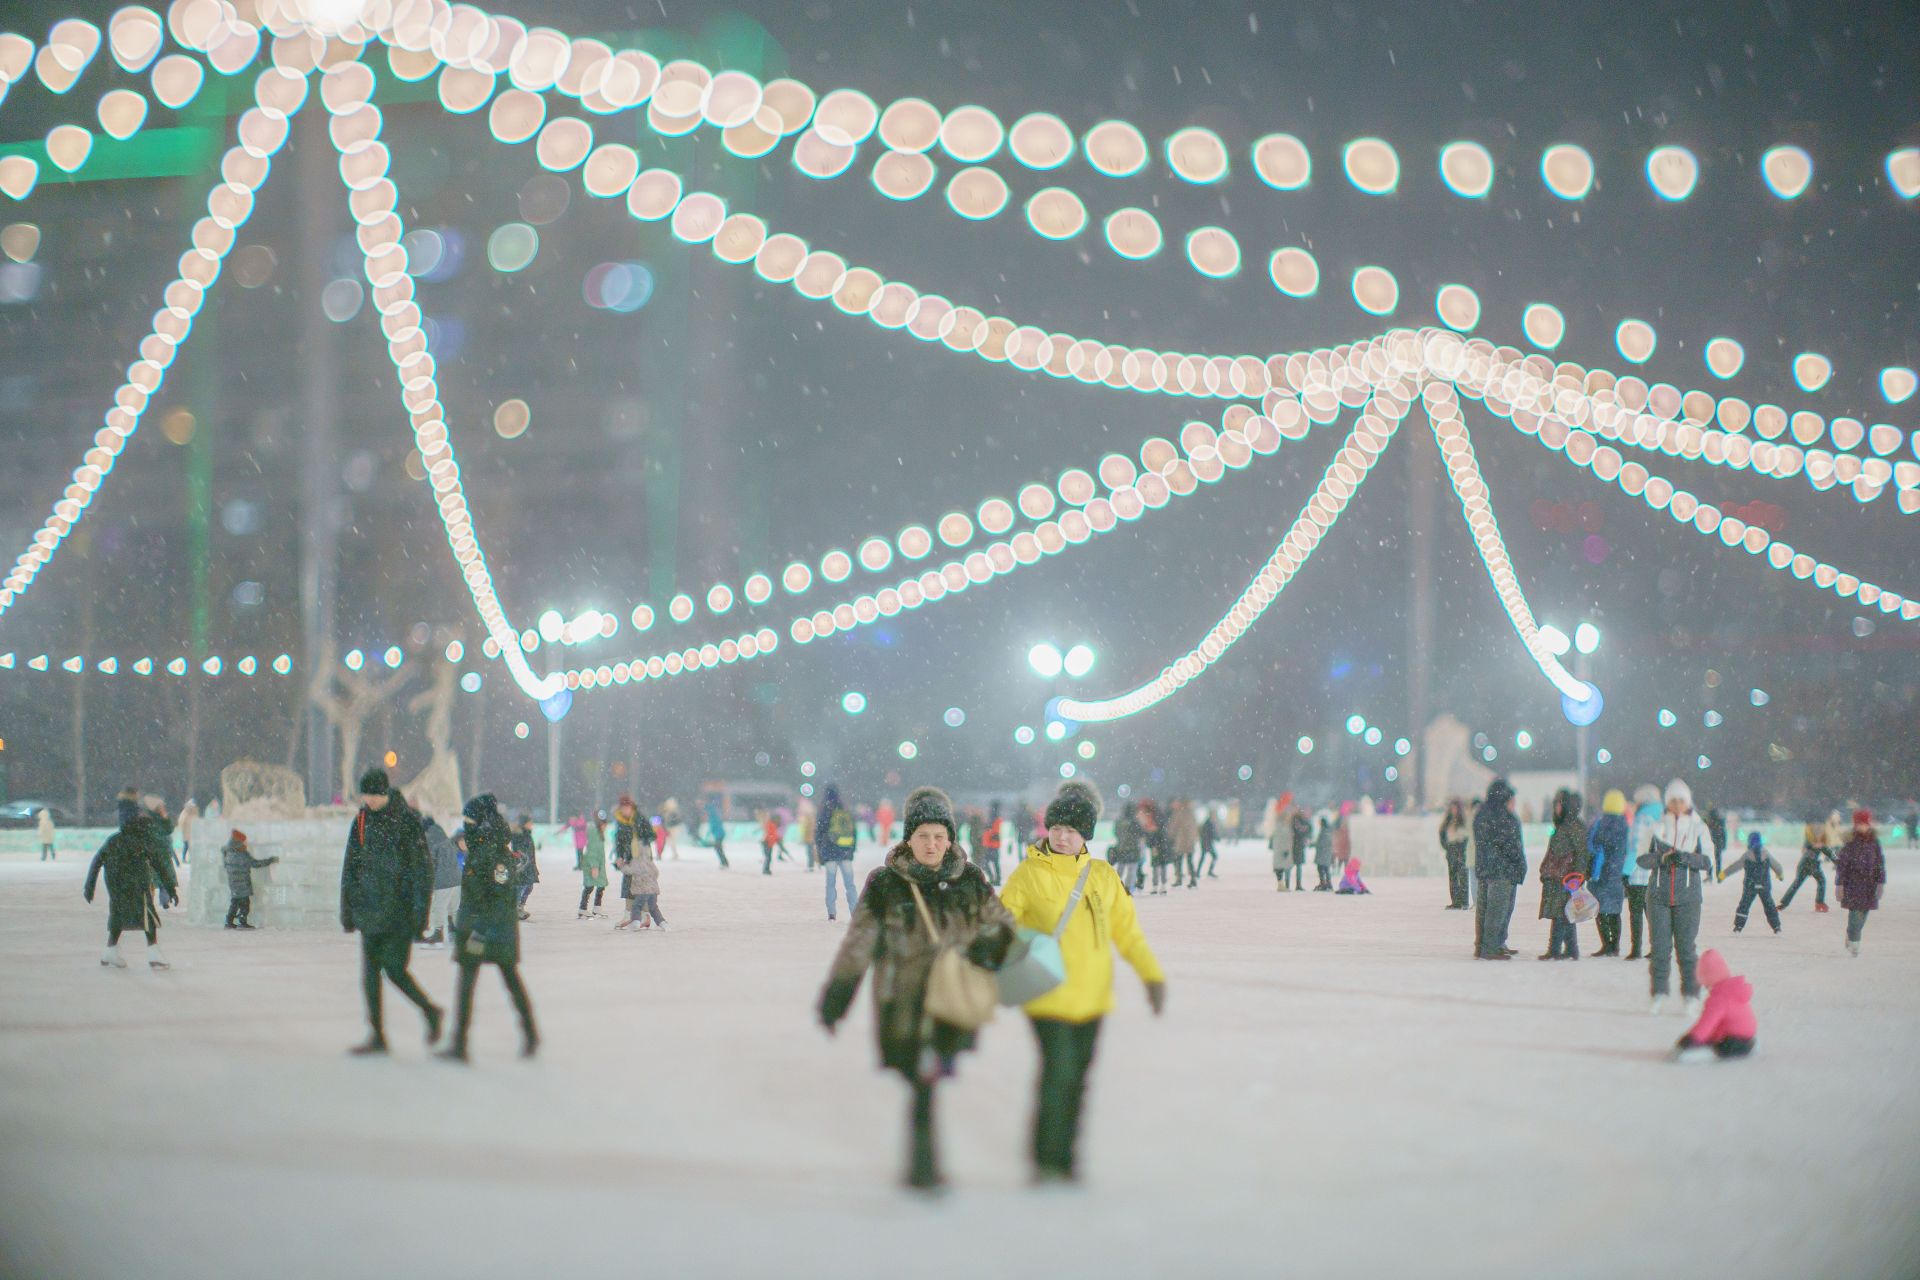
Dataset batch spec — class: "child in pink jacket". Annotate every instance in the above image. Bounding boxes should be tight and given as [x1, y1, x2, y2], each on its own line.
[1335, 855, 1370, 895]
[1671, 949, 1755, 1062]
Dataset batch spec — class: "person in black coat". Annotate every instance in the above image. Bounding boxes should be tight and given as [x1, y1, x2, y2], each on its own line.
[1472, 778, 1527, 960]
[85, 796, 179, 969]
[509, 814, 540, 919]
[438, 793, 539, 1062]
[339, 769, 441, 1055]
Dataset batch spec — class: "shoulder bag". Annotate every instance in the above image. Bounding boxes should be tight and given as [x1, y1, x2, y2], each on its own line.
[996, 860, 1093, 1006]
[907, 881, 1000, 1031]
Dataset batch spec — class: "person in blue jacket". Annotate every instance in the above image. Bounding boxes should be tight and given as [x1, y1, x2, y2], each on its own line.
[704, 795, 731, 869]
[1586, 790, 1632, 956]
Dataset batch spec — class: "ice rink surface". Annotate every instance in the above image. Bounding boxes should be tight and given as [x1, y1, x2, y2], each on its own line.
[2, 838, 1914, 1280]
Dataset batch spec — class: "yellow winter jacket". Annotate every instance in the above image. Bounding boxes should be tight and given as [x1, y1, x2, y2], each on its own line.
[999, 842, 1164, 1023]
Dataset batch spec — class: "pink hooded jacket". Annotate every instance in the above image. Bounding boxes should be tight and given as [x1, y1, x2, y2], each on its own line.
[1683, 949, 1756, 1043]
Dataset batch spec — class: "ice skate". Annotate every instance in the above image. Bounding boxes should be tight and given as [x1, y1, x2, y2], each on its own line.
[147, 945, 170, 971]
[1671, 1045, 1714, 1065]
[434, 1044, 469, 1064]
[101, 946, 126, 969]
[424, 1004, 443, 1047]
[656, 921, 670, 932]
[1815, 902, 1830, 913]
[577, 910, 591, 920]
[1847, 939, 1860, 957]
[1649, 996, 1667, 1014]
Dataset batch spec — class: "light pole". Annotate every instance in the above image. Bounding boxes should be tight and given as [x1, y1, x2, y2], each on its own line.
[1572, 623, 1602, 803]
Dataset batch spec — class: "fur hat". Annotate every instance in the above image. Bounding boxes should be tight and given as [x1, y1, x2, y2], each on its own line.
[357, 767, 390, 797]
[902, 786, 956, 842]
[1665, 778, 1693, 809]
[1045, 779, 1102, 841]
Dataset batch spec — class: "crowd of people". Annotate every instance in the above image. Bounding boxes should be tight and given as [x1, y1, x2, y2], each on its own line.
[62, 760, 1899, 1188]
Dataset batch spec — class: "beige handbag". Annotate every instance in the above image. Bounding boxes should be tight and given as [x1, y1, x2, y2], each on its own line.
[907, 881, 999, 1031]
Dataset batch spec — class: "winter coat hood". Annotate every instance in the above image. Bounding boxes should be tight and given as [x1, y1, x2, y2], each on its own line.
[1698, 948, 1735, 989]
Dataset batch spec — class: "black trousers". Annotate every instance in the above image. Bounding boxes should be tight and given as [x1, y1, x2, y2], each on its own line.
[1595, 913, 1621, 952]
[1734, 881, 1781, 932]
[447, 956, 537, 1053]
[711, 839, 729, 868]
[1445, 854, 1470, 908]
[226, 894, 251, 926]
[1030, 1017, 1102, 1176]
[1779, 865, 1825, 909]
[1625, 884, 1648, 954]
[360, 931, 435, 1040]
[578, 884, 605, 910]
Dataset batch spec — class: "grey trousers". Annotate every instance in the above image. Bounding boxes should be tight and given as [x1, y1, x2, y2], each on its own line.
[1846, 908, 1869, 943]
[1477, 878, 1516, 956]
[1646, 895, 1702, 996]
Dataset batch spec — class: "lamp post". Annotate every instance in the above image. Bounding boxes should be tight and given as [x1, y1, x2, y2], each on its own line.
[1573, 623, 1602, 803]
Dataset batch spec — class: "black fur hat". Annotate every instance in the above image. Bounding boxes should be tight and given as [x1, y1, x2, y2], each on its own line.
[357, 767, 391, 797]
[902, 786, 956, 842]
[1045, 779, 1102, 841]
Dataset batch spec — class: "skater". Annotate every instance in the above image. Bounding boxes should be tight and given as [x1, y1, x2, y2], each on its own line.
[1670, 949, 1756, 1063]
[175, 797, 197, 867]
[999, 781, 1165, 1185]
[704, 794, 731, 869]
[1639, 779, 1715, 1015]
[1268, 806, 1292, 892]
[797, 793, 818, 871]
[613, 797, 666, 930]
[84, 795, 179, 969]
[1142, 800, 1173, 894]
[1335, 854, 1370, 895]
[577, 810, 609, 917]
[817, 784, 859, 921]
[1538, 789, 1586, 960]
[1585, 790, 1631, 956]
[979, 801, 1005, 885]
[1473, 778, 1526, 960]
[1438, 799, 1470, 909]
[758, 808, 792, 875]
[1195, 807, 1220, 880]
[1720, 832, 1784, 934]
[817, 788, 1014, 1191]
[438, 793, 539, 1062]
[872, 796, 896, 849]
[37, 805, 55, 861]
[1312, 812, 1335, 891]
[1834, 810, 1885, 957]
[1169, 797, 1199, 889]
[1704, 804, 1729, 879]
[221, 829, 277, 929]
[1108, 800, 1143, 892]
[339, 770, 441, 1055]
[1778, 818, 1835, 912]
[1624, 784, 1662, 960]
[508, 815, 540, 918]
[422, 814, 461, 947]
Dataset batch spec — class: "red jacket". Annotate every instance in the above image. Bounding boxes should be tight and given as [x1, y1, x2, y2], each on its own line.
[1683, 950, 1756, 1044]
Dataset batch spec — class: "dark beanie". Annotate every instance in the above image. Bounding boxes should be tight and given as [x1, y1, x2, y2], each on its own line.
[1045, 780, 1102, 841]
[902, 787, 956, 842]
[357, 767, 390, 797]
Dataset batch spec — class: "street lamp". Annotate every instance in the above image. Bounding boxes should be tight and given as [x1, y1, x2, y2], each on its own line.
[1027, 643, 1064, 678]
[1063, 644, 1096, 678]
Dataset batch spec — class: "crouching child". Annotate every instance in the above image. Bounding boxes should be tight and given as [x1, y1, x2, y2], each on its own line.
[1671, 949, 1755, 1063]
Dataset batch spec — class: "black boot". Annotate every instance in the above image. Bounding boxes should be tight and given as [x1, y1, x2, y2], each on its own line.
[348, 1034, 388, 1056]
[905, 1082, 942, 1192]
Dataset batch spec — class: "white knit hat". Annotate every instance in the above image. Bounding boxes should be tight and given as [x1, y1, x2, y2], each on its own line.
[1664, 779, 1693, 808]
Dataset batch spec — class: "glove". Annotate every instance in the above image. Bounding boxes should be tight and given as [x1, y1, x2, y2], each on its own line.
[1145, 981, 1167, 1016]
[818, 977, 857, 1032]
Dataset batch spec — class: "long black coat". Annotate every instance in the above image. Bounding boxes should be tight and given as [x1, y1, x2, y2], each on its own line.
[1472, 792, 1527, 884]
[339, 802, 432, 937]
[454, 819, 522, 965]
[818, 846, 1015, 1078]
[85, 813, 178, 933]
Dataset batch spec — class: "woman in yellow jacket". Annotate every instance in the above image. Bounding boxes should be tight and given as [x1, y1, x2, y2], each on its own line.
[999, 780, 1165, 1183]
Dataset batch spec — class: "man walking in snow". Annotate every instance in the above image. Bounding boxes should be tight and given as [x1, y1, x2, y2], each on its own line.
[339, 769, 441, 1055]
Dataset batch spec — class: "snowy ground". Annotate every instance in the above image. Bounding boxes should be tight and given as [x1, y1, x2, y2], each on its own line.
[1, 838, 1915, 1280]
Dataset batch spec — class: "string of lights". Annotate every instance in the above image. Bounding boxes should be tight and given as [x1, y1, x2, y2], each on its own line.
[0, 64, 305, 624]
[0, 651, 294, 676]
